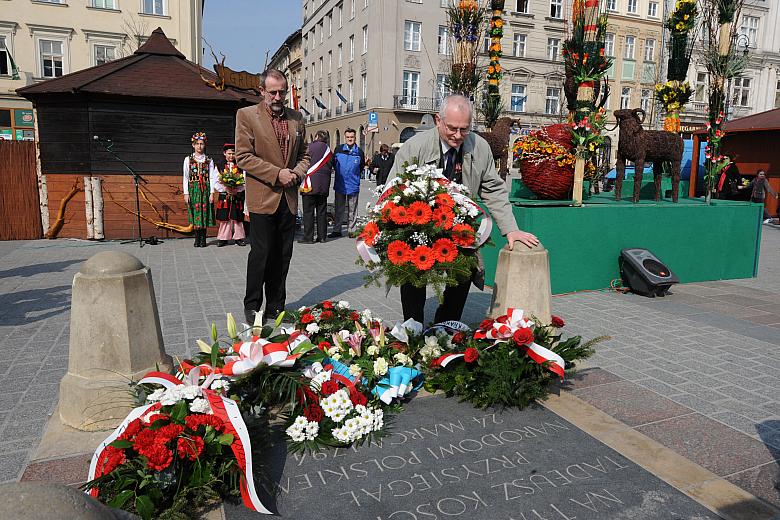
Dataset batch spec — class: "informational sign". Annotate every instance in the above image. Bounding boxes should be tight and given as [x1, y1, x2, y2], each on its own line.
[368, 111, 378, 129]
[15, 129, 34, 141]
[0, 129, 13, 140]
[14, 109, 35, 127]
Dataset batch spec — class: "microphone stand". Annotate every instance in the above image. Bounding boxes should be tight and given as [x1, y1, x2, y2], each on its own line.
[95, 138, 160, 247]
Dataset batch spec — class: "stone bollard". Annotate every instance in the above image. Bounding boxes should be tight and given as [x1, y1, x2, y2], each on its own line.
[488, 244, 553, 323]
[0, 482, 137, 519]
[59, 251, 172, 431]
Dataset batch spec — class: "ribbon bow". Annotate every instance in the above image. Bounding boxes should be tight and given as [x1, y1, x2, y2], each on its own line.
[222, 331, 313, 376]
[372, 366, 424, 404]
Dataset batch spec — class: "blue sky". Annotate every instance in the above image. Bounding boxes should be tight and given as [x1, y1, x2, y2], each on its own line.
[203, 0, 301, 73]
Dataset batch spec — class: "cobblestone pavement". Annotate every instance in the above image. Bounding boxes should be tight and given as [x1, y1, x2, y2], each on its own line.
[1, 192, 778, 507]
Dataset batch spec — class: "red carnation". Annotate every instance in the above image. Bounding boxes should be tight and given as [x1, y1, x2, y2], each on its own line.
[350, 390, 368, 406]
[143, 412, 169, 426]
[301, 313, 315, 324]
[322, 301, 334, 309]
[320, 381, 340, 396]
[551, 315, 565, 328]
[320, 310, 335, 321]
[451, 332, 466, 344]
[101, 446, 126, 474]
[318, 340, 331, 351]
[513, 327, 534, 346]
[479, 318, 494, 331]
[297, 386, 320, 405]
[184, 414, 224, 432]
[464, 347, 479, 363]
[144, 444, 173, 471]
[120, 418, 143, 440]
[177, 435, 205, 461]
[303, 403, 324, 422]
[350, 311, 361, 322]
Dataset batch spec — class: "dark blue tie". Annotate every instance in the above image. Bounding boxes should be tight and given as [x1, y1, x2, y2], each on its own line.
[444, 148, 456, 179]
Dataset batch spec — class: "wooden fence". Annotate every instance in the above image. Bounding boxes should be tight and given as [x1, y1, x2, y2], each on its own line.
[0, 141, 43, 240]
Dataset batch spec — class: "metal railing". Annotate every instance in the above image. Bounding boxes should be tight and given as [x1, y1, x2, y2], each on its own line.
[346, 102, 354, 112]
[393, 95, 441, 112]
[359, 98, 367, 109]
[335, 106, 342, 115]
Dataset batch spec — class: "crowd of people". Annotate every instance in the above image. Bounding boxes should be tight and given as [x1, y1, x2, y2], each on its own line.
[183, 68, 536, 327]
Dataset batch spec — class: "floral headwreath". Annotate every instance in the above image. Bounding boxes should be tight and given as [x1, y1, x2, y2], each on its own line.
[191, 131, 207, 143]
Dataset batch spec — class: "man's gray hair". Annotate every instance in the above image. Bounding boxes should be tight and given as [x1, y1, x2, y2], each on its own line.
[438, 94, 473, 121]
[260, 68, 288, 88]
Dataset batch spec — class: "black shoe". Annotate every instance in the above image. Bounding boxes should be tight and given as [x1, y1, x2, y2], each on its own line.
[235, 239, 247, 246]
[298, 238, 315, 244]
[201, 231, 208, 247]
[244, 308, 256, 325]
[217, 240, 227, 247]
[316, 237, 327, 243]
[327, 232, 342, 238]
[194, 236, 200, 247]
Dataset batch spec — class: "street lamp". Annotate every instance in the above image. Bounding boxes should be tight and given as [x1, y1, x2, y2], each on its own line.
[724, 33, 751, 121]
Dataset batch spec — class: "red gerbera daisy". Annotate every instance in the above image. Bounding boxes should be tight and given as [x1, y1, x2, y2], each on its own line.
[435, 193, 456, 208]
[380, 202, 397, 223]
[432, 238, 458, 263]
[391, 205, 412, 225]
[360, 221, 380, 246]
[387, 240, 412, 265]
[407, 201, 433, 225]
[411, 246, 436, 271]
[451, 224, 476, 247]
[431, 206, 455, 230]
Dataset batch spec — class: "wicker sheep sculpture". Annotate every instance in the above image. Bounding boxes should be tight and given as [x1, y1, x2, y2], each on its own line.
[614, 108, 684, 203]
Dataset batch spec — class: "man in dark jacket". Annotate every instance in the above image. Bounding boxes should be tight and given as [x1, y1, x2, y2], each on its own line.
[300, 130, 333, 243]
[371, 144, 394, 186]
[329, 128, 364, 237]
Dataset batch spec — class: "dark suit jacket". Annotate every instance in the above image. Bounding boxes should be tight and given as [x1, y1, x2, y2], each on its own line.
[235, 104, 309, 215]
[371, 152, 394, 185]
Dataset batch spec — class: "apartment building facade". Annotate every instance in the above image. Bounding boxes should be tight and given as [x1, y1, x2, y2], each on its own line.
[0, 0, 204, 140]
[268, 29, 303, 112]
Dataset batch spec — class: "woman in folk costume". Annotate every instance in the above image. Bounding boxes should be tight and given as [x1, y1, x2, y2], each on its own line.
[213, 143, 247, 247]
[183, 131, 217, 247]
[299, 130, 334, 243]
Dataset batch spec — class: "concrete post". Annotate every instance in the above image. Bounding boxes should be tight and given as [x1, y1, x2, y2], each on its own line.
[488, 244, 553, 324]
[59, 251, 172, 431]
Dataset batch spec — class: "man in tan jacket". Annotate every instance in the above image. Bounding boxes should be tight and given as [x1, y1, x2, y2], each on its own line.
[389, 94, 539, 324]
[236, 69, 309, 325]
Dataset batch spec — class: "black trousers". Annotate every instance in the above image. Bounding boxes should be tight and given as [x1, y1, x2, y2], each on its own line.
[301, 193, 328, 241]
[244, 197, 295, 318]
[400, 277, 472, 325]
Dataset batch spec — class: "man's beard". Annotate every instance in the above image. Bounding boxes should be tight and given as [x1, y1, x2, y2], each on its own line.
[270, 103, 284, 113]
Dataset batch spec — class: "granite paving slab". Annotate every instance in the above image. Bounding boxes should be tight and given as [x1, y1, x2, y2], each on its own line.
[224, 395, 721, 520]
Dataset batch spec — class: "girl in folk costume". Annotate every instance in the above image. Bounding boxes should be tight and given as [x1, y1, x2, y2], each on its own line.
[213, 143, 247, 247]
[183, 131, 217, 247]
[299, 130, 334, 243]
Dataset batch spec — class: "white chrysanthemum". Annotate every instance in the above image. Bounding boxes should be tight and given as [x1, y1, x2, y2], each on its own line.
[146, 388, 165, 402]
[306, 323, 320, 334]
[304, 421, 319, 440]
[424, 335, 439, 348]
[393, 352, 410, 366]
[159, 388, 182, 406]
[337, 300, 350, 309]
[374, 357, 389, 376]
[419, 343, 442, 363]
[210, 379, 230, 392]
[366, 344, 379, 356]
[189, 397, 210, 414]
[180, 385, 201, 400]
[348, 364, 361, 377]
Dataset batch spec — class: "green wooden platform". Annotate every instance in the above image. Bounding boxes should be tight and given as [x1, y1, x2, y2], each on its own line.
[481, 180, 762, 294]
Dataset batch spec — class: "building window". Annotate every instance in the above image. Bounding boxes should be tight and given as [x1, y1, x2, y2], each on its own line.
[435, 74, 451, 102]
[549, 0, 562, 18]
[545, 87, 560, 114]
[648, 1, 659, 17]
[606, 0, 616, 12]
[775, 80, 780, 108]
[624, 35, 635, 60]
[404, 21, 421, 51]
[94, 44, 116, 66]
[694, 72, 708, 102]
[318, 57, 323, 77]
[320, 21, 324, 44]
[364, 0, 368, 8]
[39, 39, 64, 78]
[328, 50, 332, 72]
[483, 34, 491, 53]
[511, 84, 526, 112]
[362, 25, 368, 54]
[644, 39, 655, 62]
[37, 0, 65, 3]
[0, 36, 10, 76]
[732, 77, 751, 107]
[92, 0, 116, 8]
[547, 38, 560, 61]
[402, 70, 420, 106]
[338, 43, 343, 67]
[512, 33, 526, 57]
[620, 87, 631, 109]
[627, 0, 638, 14]
[438, 26, 450, 55]
[348, 79, 354, 102]
[328, 14, 333, 36]
[605, 33, 615, 57]
[640, 88, 651, 111]
[350, 0, 355, 19]
[440, 0, 449, 6]
[740, 16, 759, 47]
[338, 4, 343, 27]
[361, 72, 367, 100]
[516, 0, 529, 13]
[349, 35, 354, 61]
[142, 0, 165, 16]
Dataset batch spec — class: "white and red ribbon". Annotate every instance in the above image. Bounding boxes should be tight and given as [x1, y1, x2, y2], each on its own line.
[222, 330, 310, 375]
[300, 146, 332, 193]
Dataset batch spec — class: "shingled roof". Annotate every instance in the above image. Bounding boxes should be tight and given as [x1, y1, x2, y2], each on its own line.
[694, 107, 780, 134]
[18, 28, 259, 104]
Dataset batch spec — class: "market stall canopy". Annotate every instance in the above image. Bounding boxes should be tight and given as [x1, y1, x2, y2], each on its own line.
[693, 107, 780, 135]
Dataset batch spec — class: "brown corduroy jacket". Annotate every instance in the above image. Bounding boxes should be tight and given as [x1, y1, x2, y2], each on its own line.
[235, 104, 309, 215]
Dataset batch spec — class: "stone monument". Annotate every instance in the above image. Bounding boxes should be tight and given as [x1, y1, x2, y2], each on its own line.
[488, 244, 552, 323]
[58, 251, 172, 431]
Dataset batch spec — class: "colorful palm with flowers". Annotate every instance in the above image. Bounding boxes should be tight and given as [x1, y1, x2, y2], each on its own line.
[357, 162, 490, 299]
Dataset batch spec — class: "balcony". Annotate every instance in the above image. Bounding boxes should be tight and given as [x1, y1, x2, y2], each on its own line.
[326, 109, 332, 117]
[346, 102, 354, 112]
[393, 95, 441, 112]
[359, 98, 367, 109]
[335, 106, 343, 115]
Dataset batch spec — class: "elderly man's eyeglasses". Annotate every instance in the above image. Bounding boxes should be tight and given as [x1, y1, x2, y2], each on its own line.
[265, 89, 288, 98]
[443, 122, 471, 135]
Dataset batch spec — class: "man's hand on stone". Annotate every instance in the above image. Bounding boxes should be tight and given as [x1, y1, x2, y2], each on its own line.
[278, 168, 298, 188]
[506, 230, 540, 250]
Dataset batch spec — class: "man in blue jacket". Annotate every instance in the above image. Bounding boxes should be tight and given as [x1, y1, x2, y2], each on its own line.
[329, 127, 364, 237]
